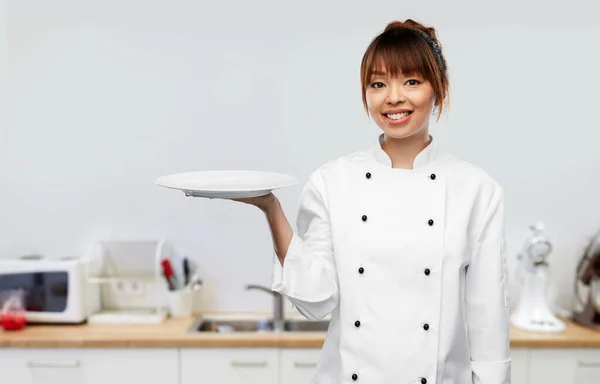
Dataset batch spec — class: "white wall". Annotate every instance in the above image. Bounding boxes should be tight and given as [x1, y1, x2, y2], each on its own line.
[2, 0, 600, 314]
[0, 0, 7, 199]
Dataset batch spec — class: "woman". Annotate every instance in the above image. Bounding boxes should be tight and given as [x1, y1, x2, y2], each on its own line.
[234, 19, 511, 384]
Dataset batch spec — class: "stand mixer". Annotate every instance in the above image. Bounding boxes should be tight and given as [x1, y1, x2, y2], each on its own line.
[510, 221, 566, 333]
[572, 227, 600, 331]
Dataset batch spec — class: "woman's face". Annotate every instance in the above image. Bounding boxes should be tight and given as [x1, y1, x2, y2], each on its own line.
[365, 67, 437, 140]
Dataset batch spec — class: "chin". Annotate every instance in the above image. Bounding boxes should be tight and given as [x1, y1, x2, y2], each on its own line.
[379, 125, 420, 140]
[376, 118, 427, 140]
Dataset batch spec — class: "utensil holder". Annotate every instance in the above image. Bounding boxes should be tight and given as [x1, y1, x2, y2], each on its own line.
[168, 289, 194, 317]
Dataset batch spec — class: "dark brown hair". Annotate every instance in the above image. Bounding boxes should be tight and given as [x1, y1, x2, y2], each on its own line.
[360, 19, 450, 122]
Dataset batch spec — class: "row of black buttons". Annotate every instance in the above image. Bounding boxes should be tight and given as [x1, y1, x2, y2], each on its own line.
[361, 215, 435, 225]
[351, 374, 428, 383]
[351, 319, 428, 330]
[357, 266, 430, 276]
[365, 172, 437, 180]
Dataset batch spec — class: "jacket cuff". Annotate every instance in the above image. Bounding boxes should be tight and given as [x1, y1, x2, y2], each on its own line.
[471, 358, 511, 384]
[271, 233, 335, 303]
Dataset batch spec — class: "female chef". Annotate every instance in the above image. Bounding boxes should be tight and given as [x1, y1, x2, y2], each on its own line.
[233, 19, 511, 384]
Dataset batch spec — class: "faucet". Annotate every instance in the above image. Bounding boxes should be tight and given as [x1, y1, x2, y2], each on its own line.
[246, 284, 284, 332]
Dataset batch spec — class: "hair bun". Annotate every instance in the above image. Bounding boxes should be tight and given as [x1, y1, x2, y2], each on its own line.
[384, 19, 438, 42]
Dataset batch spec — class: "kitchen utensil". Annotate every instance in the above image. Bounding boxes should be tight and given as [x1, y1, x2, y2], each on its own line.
[510, 221, 566, 333]
[573, 227, 600, 331]
[160, 259, 179, 291]
[182, 257, 190, 286]
[154, 170, 298, 199]
[187, 274, 203, 291]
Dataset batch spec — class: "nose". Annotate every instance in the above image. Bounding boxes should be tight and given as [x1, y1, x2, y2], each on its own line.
[386, 83, 405, 105]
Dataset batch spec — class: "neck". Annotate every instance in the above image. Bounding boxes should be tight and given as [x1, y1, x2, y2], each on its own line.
[381, 130, 431, 169]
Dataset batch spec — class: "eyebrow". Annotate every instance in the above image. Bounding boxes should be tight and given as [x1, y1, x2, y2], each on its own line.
[370, 71, 419, 79]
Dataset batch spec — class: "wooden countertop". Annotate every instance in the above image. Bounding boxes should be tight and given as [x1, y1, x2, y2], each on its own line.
[1, 313, 600, 349]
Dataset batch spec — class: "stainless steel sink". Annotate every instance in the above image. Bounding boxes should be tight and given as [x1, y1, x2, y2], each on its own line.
[187, 317, 330, 333]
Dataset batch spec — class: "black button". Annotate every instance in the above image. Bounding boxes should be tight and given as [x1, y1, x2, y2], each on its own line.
[424, 268, 430, 276]
[355, 320, 361, 327]
[421, 378, 427, 384]
[358, 267, 364, 274]
[366, 172, 371, 179]
[362, 215, 368, 222]
[352, 373, 358, 381]
[428, 219, 434, 226]
[423, 323, 429, 330]
[430, 173, 436, 180]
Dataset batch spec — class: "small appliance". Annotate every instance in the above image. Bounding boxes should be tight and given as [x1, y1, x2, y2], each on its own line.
[572, 227, 600, 331]
[510, 221, 566, 333]
[0, 255, 100, 323]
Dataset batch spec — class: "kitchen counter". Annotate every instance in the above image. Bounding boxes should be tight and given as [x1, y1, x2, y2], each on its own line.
[1, 313, 600, 349]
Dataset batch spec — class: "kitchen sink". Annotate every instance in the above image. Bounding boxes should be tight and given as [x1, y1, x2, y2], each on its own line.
[187, 317, 330, 333]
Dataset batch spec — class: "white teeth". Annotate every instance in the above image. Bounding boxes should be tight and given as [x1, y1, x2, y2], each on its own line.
[386, 112, 410, 120]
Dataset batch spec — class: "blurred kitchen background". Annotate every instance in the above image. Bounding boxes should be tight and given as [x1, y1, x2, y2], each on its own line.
[1, 0, 599, 318]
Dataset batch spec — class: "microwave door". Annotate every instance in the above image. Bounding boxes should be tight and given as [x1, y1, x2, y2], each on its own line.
[0, 272, 68, 313]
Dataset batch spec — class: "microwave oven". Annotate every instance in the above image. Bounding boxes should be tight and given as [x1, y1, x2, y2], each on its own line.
[0, 256, 100, 323]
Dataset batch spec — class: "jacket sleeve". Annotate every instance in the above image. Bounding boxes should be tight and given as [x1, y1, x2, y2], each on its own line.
[466, 185, 512, 384]
[271, 170, 340, 320]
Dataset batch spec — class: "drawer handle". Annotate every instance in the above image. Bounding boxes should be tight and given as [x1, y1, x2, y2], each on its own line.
[27, 360, 81, 368]
[230, 361, 268, 367]
[294, 361, 318, 368]
[577, 361, 600, 368]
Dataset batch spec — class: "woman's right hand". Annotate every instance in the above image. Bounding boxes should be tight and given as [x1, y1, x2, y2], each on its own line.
[230, 192, 278, 213]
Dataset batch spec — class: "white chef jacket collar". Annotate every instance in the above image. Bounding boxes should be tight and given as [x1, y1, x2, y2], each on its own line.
[372, 133, 439, 169]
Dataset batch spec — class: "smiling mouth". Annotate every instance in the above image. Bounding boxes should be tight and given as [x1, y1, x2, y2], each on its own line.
[383, 111, 413, 120]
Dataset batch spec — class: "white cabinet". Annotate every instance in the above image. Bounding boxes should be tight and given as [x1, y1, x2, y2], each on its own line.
[511, 348, 529, 384]
[180, 348, 279, 384]
[0, 349, 178, 384]
[280, 349, 322, 384]
[529, 349, 600, 384]
[2, 346, 600, 384]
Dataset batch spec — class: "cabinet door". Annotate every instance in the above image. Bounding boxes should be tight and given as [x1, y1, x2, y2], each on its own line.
[510, 348, 529, 384]
[0, 350, 81, 384]
[529, 348, 600, 384]
[181, 348, 279, 384]
[79, 349, 178, 384]
[0, 349, 178, 384]
[280, 349, 322, 384]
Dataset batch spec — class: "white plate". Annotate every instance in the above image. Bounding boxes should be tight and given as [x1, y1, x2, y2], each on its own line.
[155, 170, 299, 199]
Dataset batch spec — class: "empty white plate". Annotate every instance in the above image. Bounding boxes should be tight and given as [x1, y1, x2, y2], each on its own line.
[155, 170, 299, 199]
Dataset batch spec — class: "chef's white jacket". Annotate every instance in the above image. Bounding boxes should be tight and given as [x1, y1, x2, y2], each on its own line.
[272, 134, 511, 384]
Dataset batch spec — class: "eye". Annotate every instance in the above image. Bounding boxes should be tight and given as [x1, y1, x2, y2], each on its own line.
[406, 79, 421, 86]
[369, 81, 385, 89]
